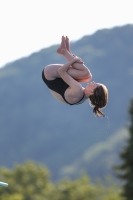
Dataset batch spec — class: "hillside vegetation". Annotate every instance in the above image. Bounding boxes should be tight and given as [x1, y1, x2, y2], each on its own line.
[0, 24, 133, 181]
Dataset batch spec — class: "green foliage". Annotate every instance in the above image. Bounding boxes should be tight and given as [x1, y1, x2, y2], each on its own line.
[0, 161, 53, 200]
[53, 176, 123, 200]
[0, 161, 124, 200]
[114, 98, 133, 200]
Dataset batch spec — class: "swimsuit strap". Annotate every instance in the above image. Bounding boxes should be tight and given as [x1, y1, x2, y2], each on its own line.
[63, 93, 85, 105]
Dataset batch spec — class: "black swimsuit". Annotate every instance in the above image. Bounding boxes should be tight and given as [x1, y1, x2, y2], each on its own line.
[42, 70, 84, 105]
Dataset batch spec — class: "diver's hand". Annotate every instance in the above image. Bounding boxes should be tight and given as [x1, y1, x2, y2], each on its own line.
[72, 57, 84, 64]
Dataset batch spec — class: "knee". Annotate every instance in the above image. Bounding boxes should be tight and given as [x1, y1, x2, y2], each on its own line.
[84, 69, 92, 79]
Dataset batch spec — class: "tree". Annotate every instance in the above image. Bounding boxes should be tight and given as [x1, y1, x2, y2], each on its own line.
[48, 175, 123, 200]
[0, 161, 54, 200]
[114, 98, 133, 199]
[0, 162, 123, 200]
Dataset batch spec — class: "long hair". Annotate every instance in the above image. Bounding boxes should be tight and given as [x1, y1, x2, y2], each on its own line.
[89, 85, 108, 117]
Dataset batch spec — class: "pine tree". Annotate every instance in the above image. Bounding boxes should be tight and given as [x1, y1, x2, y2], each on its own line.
[114, 98, 133, 199]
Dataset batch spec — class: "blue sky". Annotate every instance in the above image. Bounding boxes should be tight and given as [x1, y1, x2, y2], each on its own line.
[0, 0, 133, 68]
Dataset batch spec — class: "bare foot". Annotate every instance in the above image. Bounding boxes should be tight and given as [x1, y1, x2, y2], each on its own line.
[66, 36, 71, 52]
[57, 36, 67, 54]
[66, 36, 76, 57]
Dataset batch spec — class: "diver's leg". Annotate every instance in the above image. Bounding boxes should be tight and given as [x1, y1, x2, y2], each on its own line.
[43, 64, 63, 80]
[65, 36, 73, 55]
[43, 61, 91, 82]
[44, 36, 91, 82]
[57, 36, 91, 81]
[62, 49, 92, 81]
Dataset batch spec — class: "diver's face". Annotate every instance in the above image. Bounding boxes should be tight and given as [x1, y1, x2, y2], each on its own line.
[86, 81, 101, 95]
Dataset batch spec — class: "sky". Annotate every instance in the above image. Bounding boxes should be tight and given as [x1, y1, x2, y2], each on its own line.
[0, 0, 133, 68]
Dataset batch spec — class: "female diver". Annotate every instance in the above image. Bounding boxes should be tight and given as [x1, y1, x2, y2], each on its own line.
[42, 36, 108, 116]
